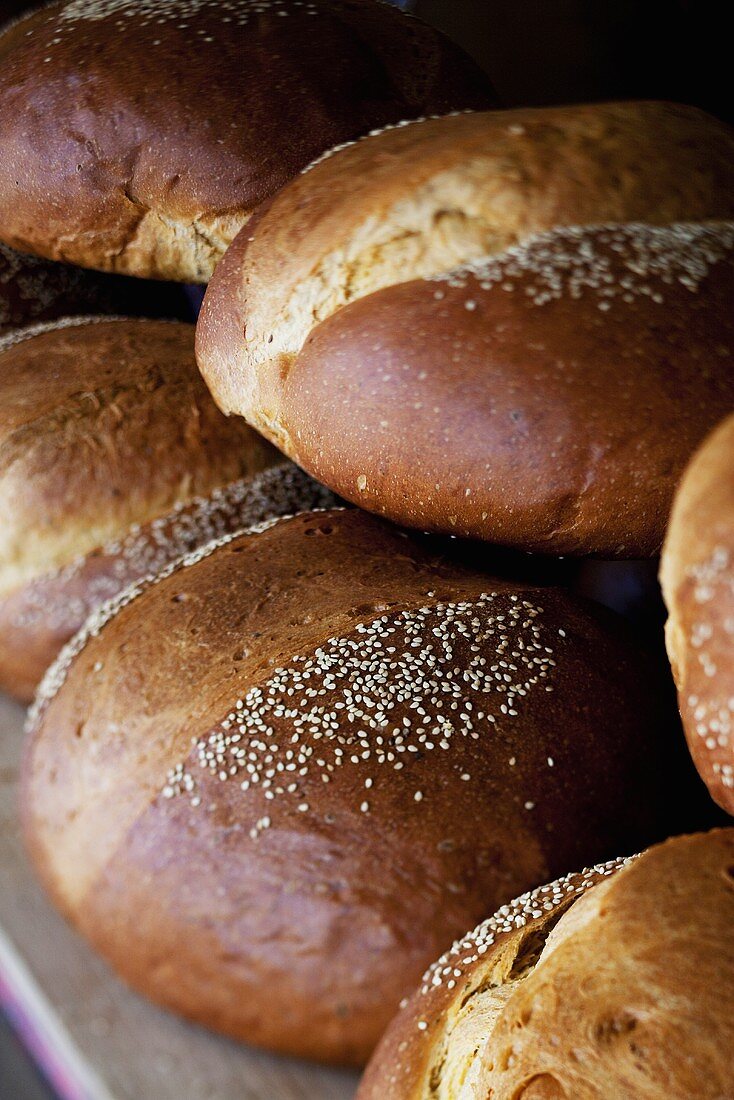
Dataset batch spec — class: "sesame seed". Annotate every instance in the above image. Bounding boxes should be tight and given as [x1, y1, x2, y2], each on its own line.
[429, 222, 734, 313]
[154, 592, 556, 836]
[18, 463, 337, 656]
[54, 0, 323, 35]
[416, 857, 631, 1003]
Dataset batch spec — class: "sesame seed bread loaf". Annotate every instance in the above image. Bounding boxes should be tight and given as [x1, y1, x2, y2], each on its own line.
[197, 103, 734, 555]
[0, 0, 495, 283]
[0, 316, 291, 701]
[24, 509, 715, 1065]
[359, 829, 734, 1100]
[270, 222, 734, 556]
[661, 414, 734, 814]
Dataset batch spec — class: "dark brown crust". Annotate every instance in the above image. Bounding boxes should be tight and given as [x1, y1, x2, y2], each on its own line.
[661, 414, 734, 814]
[24, 509, 715, 1065]
[0, 317, 279, 701]
[359, 830, 734, 1100]
[0, 0, 495, 281]
[278, 223, 734, 557]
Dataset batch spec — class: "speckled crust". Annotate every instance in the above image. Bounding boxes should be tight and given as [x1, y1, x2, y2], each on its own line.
[0, 0, 495, 283]
[24, 509, 715, 1065]
[0, 316, 280, 701]
[197, 100, 734, 441]
[269, 222, 734, 557]
[359, 830, 734, 1100]
[0, 463, 336, 702]
[661, 415, 734, 814]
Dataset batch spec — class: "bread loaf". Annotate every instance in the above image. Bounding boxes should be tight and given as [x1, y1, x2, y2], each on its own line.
[359, 829, 734, 1099]
[24, 508, 714, 1064]
[258, 222, 734, 556]
[661, 413, 734, 814]
[0, 0, 495, 281]
[197, 103, 734, 555]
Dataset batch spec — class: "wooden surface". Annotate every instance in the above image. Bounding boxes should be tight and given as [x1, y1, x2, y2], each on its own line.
[0, 695, 358, 1100]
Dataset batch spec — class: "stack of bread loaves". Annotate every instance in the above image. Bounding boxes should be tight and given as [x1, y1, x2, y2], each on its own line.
[1, 1, 733, 1095]
[0, 0, 491, 701]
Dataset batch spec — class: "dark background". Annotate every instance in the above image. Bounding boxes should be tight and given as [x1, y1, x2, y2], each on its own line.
[0, 0, 728, 120]
[0, 0, 728, 1096]
[414, 0, 729, 121]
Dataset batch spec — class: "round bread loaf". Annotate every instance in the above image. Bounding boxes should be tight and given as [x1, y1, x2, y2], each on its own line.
[0, 316, 290, 701]
[661, 414, 734, 814]
[198, 100, 734, 555]
[359, 829, 734, 1100]
[244, 221, 733, 556]
[24, 508, 714, 1065]
[0, 0, 495, 283]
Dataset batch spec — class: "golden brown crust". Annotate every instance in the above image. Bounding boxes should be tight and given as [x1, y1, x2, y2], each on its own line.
[24, 509, 715, 1065]
[0, 316, 279, 701]
[0, 0, 494, 282]
[358, 858, 630, 1099]
[197, 100, 734, 428]
[360, 830, 734, 1100]
[661, 414, 734, 814]
[271, 222, 734, 557]
[0, 463, 336, 702]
